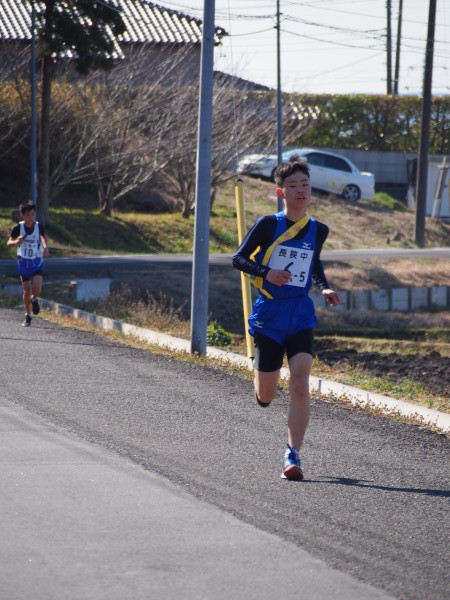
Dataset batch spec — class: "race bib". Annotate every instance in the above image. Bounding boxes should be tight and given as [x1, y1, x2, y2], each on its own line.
[267, 244, 313, 288]
[20, 240, 39, 259]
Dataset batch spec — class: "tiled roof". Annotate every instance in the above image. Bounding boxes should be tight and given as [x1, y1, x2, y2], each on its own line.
[0, 0, 226, 46]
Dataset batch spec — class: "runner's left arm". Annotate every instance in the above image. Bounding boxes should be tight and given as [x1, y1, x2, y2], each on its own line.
[39, 223, 49, 257]
[311, 223, 330, 291]
[313, 222, 341, 306]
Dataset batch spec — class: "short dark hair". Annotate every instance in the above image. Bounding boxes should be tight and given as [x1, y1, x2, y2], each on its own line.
[274, 154, 310, 186]
[19, 201, 36, 214]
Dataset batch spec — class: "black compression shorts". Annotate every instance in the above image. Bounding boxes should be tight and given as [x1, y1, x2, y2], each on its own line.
[20, 270, 43, 283]
[253, 329, 314, 372]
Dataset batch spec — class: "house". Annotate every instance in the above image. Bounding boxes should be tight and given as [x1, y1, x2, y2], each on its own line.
[0, 0, 227, 84]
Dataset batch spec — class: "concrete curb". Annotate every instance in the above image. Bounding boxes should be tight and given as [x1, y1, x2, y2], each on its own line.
[40, 298, 450, 434]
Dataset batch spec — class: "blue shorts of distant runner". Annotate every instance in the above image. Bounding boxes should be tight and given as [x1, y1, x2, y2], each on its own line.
[17, 257, 44, 281]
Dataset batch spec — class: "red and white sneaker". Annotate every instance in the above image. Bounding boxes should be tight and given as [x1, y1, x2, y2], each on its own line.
[281, 444, 304, 480]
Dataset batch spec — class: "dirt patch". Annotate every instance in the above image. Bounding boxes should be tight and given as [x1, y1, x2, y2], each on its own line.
[315, 340, 450, 402]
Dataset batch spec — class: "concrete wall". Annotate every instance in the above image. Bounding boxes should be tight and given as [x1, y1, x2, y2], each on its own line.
[406, 158, 450, 218]
[310, 285, 450, 312]
[322, 147, 447, 184]
[320, 148, 416, 184]
[318, 148, 450, 216]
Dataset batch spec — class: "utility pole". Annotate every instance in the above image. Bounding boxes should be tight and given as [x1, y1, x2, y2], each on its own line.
[30, 1, 38, 210]
[414, 0, 436, 247]
[276, 0, 283, 211]
[190, 0, 215, 355]
[386, 0, 393, 94]
[393, 0, 403, 95]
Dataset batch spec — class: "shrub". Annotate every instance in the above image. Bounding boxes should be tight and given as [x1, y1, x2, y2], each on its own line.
[207, 321, 232, 347]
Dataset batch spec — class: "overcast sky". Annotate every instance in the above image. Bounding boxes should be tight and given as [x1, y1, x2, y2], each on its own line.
[161, 0, 449, 95]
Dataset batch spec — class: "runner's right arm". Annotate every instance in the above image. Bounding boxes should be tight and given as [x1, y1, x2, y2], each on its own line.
[232, 216, 276, 278]
[7, 225, 24, 247]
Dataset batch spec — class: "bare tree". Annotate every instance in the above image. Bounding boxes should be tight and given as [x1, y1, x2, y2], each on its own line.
[168, 85, 318, 217]
[31, 0, 126, 226]
[2, 33, 317, 220]
[0, 47, 31, 164]
[84, 46, 196, 215]
[35, 46, 197, 214]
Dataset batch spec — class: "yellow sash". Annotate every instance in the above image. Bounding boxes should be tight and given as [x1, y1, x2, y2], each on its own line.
[251, 214, 310, 299]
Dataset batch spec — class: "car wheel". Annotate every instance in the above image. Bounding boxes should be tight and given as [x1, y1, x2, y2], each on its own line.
[271, 168, 277, 182]
[342, 184, 360, 202]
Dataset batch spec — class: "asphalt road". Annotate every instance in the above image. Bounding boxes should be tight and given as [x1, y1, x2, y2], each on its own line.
[0, 247, 449, 278]
[1, 306, 449, 599]
[3, 406, 396, 600]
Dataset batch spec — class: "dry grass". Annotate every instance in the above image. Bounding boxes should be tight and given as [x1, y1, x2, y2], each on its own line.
[86, 286, 191, 338]
[324, 259, 450, 291]
[316, 307, 450, 331]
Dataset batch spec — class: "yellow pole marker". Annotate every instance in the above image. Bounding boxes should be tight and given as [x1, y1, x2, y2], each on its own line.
[235, 179, 255, 367]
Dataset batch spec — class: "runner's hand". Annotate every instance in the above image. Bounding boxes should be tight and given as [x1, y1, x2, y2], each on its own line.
[265, 269, 292, 286]
[322, 289, 341, 306]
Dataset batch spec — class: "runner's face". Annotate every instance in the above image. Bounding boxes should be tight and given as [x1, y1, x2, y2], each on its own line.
[277, 172, 311, 216]
[21, 209, 35, 227]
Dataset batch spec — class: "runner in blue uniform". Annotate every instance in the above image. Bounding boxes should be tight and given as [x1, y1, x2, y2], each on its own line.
[232, 155, 340, 480]
[7, 201, 49, 327]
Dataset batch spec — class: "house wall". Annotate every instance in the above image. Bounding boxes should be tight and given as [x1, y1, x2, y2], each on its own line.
[119, 44, 201, 85]
[0, 40, 29, 76]
[0, 40, 201, 86]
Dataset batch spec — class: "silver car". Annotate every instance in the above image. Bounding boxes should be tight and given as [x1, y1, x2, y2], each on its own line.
[237, 148, 375, 202]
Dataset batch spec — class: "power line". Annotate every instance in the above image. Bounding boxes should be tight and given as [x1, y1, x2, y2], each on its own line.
[159, 0, 450, 30]
[306, 50, 386, 79]
[290, 1, 450, 28]
[102, 0, 450, 42]
[284, 15, 385, 36]
[281, 28, 385, 51]
[282, 14, 449, 45]
[278, 28, 450, 59]
[229, 27, 275, 37]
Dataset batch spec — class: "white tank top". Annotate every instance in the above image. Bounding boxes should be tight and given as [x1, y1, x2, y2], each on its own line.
[17, 221, 43, 260]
